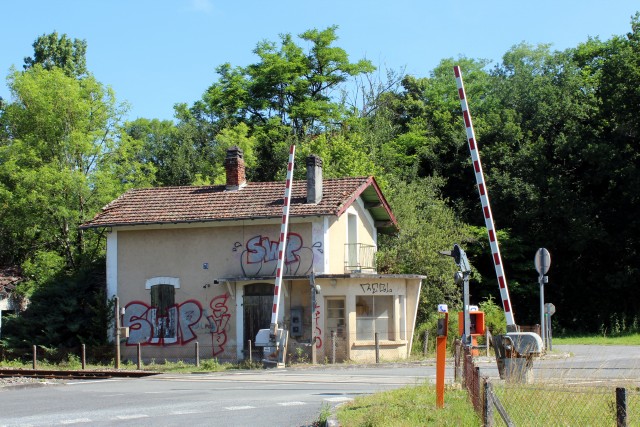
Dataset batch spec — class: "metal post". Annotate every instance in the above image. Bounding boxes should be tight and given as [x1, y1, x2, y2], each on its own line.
[423, 331, 429, 356]
[483, 378, 494, 426]
[310, 272, 317, 366]
[136, 343, 142, 369]
[32, 345, 37, 370]
[539, 274, 546, 350]
[454, 339, 461, 382]
[247, 340, 252, 363]
[331, 330, 336, 364]
[81, 344, 86, 370]
[195, 341, 200, 367]
[374, 332, 380, 364]
[486, 328, 490, 356]
[115, 296, 121, 369]
[463, 273, 471, 346]
[616, 387, 628, 427]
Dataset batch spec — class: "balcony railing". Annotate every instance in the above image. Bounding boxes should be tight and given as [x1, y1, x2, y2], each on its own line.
[344, 243, 377, 273]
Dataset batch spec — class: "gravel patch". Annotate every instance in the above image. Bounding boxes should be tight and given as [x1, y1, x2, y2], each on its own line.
[0, 376, 66, 388]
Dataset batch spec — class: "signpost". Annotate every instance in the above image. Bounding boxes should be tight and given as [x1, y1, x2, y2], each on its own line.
[535, 248, 551, 350]
[545, 302, 556, 350]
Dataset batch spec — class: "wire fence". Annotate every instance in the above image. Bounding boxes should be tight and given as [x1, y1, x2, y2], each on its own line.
[456, 341, 639, 426]
[0, 331, 414, 369]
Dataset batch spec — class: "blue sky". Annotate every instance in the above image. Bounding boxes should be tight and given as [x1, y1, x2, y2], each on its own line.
[1, 1, 638, 122]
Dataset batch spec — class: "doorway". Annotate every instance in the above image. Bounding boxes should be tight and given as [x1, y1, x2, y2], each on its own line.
[243, 283, 274, 352]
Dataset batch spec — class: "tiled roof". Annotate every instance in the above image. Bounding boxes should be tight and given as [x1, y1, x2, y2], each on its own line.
[81, 177, 398, 231]
[0, 266, 22, 294]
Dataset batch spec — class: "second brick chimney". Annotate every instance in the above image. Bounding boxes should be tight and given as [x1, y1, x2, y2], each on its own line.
[306, 154, 323, 204]
[225, 146, 246, 191]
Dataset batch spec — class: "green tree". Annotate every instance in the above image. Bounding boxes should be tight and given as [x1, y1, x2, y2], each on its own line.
[23, 31, 87, 78]
[0, 65, 152, 282]
[189, 26, 375, 181]
[377, 177, 474, 325]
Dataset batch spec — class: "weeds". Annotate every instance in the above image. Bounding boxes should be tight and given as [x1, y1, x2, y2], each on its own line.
[314, 403, 331, 427]
[336, 382, 479, 426]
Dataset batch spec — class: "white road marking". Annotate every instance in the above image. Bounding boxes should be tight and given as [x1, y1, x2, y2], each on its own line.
[225, 405, 255, 410]
[67, 379, 121, 385]
[324, 397, 353, 403]
[60, 418, 92, 424]
[170, 410, 204, 415]
[114, 414, 149, 420]
[277, 401, 306, 406]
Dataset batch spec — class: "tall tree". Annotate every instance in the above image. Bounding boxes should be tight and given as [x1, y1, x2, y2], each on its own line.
[0, 65, 152, 285]
[23, 31, 88, 78]
[188, 26, 375, 181]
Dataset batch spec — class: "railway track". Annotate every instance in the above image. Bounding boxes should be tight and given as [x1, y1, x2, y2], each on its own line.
[0, 368, 157, 380]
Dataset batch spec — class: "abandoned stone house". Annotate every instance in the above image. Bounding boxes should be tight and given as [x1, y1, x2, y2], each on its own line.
[81, 147, 424, 362]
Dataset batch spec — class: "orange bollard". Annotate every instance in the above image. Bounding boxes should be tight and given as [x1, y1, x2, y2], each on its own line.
[436, 312, 448, 408]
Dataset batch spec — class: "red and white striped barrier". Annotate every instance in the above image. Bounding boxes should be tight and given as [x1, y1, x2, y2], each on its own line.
[270, 145, 296, 335]
[454, 66, 516, 328]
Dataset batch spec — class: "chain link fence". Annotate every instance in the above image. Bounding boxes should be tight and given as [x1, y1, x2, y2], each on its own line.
[456, 342, 639, 426]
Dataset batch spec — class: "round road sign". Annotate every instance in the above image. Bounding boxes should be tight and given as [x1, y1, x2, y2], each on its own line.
[534, 248, 551, 275]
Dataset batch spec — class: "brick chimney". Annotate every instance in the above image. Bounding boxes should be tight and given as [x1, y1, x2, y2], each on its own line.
[306, 154, 323, 204]
[225, 146, 246, 190]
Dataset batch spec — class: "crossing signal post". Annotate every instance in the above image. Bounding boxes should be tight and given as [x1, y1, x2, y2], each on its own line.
[440, 244, 472, 347]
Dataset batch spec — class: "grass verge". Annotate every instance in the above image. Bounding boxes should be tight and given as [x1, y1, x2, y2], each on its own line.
[335, 382, 479, 427]
[553, 332, 640, 345]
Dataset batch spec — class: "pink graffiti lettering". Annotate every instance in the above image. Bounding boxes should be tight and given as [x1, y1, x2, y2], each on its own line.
[124, 300, 202, 346]
[207, 293, 231, 356]
[245, 233, 303, 264]
[239, 234, 319, 277]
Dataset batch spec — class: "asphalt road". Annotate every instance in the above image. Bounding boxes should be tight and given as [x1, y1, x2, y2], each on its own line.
[0, 363, 445, 427]
[478, 344, 640, 384]
[1, 345, 637, 426]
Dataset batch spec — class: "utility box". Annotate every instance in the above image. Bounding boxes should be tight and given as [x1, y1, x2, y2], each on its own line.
[458, 311, 485, 335]
[290, 307, 303, 338]
[437, 317, 448, 337]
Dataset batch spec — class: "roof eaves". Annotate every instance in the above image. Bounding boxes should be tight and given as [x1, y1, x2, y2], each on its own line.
[334, 177, 398, 232]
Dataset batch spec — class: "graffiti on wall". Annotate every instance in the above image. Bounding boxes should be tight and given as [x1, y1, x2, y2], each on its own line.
[124, 300, 203, 346]
[313, 301, 322, 349]
[359, 282, 393, 294]
[123, 293, 232, 355]
[207, 293, 231, 356]
[233, 233, 323, 277]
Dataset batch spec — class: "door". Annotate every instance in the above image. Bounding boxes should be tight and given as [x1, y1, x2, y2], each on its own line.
[243, 283, 274, 351]
[325, 297, 347, 362]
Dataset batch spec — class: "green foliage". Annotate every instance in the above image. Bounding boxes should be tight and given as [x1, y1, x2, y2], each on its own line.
[187, 26, 374, 181]
[1, 262, 108, 348]
[23, 31, 88, 78]
[478, 296, 507, 335]
[377, 177, 473, 324]
[0, 62, 152, 271]
[336, 382, 480, 426]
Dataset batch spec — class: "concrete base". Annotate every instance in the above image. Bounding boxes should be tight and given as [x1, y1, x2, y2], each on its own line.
[500, 357, 534, 384]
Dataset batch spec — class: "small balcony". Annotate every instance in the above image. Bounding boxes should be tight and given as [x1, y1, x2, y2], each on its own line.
[344, 243, 377, 273]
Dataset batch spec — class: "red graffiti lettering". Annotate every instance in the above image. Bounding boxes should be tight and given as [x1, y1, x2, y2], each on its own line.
[314, 301, 322, 349]
[207, 293, 231, 356]
[124, 300, 203, 346]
